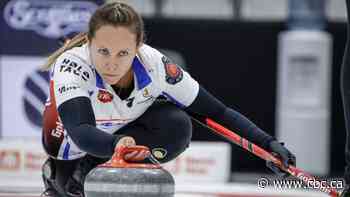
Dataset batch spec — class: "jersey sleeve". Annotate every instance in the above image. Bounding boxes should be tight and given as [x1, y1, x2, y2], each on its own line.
[159, 55, 199, 107]
[140, 45, 199, 107]
[51, 53, 95, 107]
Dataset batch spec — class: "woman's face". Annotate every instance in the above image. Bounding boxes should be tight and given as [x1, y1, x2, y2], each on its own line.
[89, 25, 138, 85]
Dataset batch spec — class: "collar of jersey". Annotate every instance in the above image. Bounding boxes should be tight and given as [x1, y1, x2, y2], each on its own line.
[95, 56, 152, 90]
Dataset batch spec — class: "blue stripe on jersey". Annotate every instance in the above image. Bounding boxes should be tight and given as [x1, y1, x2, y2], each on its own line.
[95, 71, 105, 89]
[132, 57, 152, 89]
[162, 92, 185, 108]
[63, 143, 71, 160]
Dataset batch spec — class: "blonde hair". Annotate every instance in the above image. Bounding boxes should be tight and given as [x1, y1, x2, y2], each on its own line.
[42, 33, 88, 70]
[42, 1, 144, 70]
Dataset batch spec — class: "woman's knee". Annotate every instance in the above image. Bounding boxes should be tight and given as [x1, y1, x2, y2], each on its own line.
[153, 104, 193, 162]
[147, 102, 192, 133]
[154, 103, 192, 143]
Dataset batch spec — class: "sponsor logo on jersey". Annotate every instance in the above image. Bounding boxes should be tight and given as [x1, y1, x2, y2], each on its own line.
[97, 89, 113, 103]
[162, 56, 183, 85]
[99, 122, 114, 130]
[4, 0, 97, 38]
[98, 121, 126, 130]
[59, 58, 90, 81]
[137, 88, 155, 105]
[143, 88, 150, 98]
[58, 84, 79, 94]
[51, 120, 64, 138]
[152, 148, 167, 159]
[100, 122, 113, 127]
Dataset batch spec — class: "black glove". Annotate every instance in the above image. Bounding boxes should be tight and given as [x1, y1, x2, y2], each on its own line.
[266, 141, 296, 177]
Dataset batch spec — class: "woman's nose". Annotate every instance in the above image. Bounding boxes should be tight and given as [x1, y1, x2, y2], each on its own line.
[105, 62, 118, 71]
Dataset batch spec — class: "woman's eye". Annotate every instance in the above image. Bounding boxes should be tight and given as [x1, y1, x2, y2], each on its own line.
[118, 51, 129, 57]
[98, 48, 110, 56]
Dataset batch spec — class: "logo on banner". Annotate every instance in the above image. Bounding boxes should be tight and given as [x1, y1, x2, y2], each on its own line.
[0, 150, 20, 170]
[23, 69, 50, 128]
[4, 0, 97, 38]
[25, 152, 47, 170]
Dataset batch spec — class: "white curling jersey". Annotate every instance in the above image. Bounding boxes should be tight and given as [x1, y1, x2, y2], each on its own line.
[42, 44, 199, 160]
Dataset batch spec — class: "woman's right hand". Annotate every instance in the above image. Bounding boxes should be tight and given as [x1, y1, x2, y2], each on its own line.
[115, 136, 150, 161]
[115, 136, 136, 148]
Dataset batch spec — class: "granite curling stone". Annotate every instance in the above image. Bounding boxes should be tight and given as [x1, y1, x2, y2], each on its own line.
[84, 145, 175, 197]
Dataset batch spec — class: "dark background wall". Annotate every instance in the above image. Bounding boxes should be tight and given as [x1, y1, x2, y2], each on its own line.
[144, 18, 348, 175]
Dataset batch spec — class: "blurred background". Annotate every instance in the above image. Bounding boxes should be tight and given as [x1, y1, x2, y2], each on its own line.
[0, 0, 349, 196]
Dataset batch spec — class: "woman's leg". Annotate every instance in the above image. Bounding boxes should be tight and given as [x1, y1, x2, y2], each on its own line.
[64, 155, 108, 197]
[41, 155, 108, 197]
[118, 101, 193, 163]
[41, 157, 80, 197]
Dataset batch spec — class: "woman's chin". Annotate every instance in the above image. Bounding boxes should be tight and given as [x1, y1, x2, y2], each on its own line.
[104, 76, 120, 85]
[106, 80, 119, 86]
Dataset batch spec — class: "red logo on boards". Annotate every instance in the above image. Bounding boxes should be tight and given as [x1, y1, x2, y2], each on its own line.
[0, 150, 20, 170]
[25, 152, 46, 170]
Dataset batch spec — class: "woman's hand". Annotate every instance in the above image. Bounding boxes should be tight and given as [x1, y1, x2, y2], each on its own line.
[115, 136, 150, 161]
[115, 136, 136, 147]
[266, 141, 296, 177]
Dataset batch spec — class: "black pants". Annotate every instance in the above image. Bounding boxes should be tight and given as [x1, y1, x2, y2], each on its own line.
[43, 101, 192, 196]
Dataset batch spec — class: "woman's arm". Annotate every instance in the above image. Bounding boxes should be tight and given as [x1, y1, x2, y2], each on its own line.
[186, 85, 274, 150]
[58, 96, 125, 158]
[186, 86, 296, 170]
[146, 46, 295, 170]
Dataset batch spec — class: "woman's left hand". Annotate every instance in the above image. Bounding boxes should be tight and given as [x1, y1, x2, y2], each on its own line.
[266, 140, 296, 177]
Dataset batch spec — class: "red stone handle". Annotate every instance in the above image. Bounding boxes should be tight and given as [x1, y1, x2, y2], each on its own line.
[100, 145, 161, 169]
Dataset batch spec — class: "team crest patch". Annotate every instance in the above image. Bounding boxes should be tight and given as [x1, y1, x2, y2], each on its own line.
[152, 148, 167, 159]
[162, 56, 183, 85]
[97, 89, 113, 103]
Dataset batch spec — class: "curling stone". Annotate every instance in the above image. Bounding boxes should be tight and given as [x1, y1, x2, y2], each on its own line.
[84, 145, 175, 197]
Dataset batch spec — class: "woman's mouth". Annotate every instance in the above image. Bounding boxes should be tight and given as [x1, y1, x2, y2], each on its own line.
[102, 74, 120, 84]
[103, 73, 119, 77]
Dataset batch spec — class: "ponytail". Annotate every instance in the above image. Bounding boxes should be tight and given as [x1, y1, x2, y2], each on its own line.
[42, 33, 88, 70]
